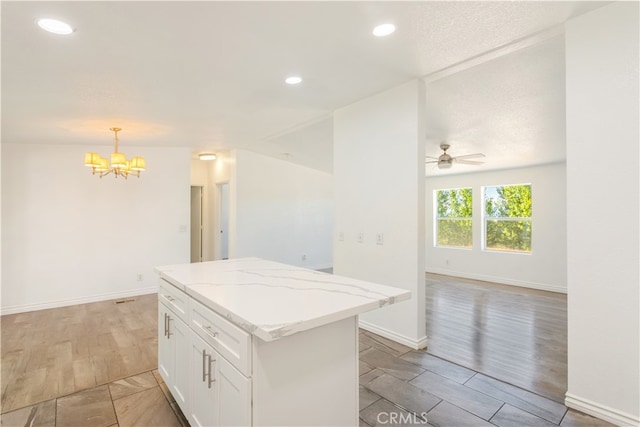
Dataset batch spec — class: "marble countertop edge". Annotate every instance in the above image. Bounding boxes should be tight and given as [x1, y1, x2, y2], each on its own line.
[155, 259, 412, 342]
[187, 287, 411, 342]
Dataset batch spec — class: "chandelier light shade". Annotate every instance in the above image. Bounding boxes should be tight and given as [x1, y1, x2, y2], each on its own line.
[84, 127, 146, 178]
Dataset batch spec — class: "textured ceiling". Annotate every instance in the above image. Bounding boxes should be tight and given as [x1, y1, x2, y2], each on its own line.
[424, 35, 567, 176]
[1, 1, 608, 173]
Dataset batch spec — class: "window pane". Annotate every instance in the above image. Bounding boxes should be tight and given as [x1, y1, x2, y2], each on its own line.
[437, 219, 472, 248]
[436, 188, 472, 218]
[485, 219, 532, 252]
[483, 184, 532, 253]
[435, 188, 473, 248]
[485, 184, 532, 218]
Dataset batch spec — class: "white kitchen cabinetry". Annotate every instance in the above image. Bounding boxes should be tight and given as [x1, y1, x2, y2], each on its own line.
[189, 331, 251, 427]
[156, 258, 411, 426]
[158, 282, 190, 413]
[160, 280, 251, 427]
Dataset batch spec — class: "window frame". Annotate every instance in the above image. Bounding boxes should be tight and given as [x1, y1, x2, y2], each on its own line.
[482, 183, 533, 254]
[434, 187, 473, 250]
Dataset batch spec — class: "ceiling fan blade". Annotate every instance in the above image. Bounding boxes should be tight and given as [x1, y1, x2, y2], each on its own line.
[454, 159, 485, 165]
[425, 160, 439, 164]
[453, 153, 485, 160]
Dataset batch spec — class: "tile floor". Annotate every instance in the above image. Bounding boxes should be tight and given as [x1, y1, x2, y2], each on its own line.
[357, 330, 613, 427]
[1, 329, 612, 427]
[0, 369, 188, 427]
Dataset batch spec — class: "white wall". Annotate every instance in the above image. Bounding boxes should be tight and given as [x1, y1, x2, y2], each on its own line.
[333, 80, 426, 349]
[1, 143, 191, 314]
[566, 3, 639, 426]
[425, 163, 567, 293]
[232, 149, 333, 270]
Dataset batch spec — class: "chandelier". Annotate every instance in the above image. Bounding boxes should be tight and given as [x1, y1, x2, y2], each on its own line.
[84, 128, 146, 178]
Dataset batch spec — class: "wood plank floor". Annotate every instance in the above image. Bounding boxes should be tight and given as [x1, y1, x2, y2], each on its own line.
[424, 273, 568, 402]
[2, 276, 606, 427]
[1, 294, 158, 414]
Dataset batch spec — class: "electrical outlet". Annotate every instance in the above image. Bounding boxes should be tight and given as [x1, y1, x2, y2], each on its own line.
[338, 232, 344, 242]
[376, 233, 384, 245]
[357, 232, 364, 243]
[137, 273, 143, 281]
[445, 259, 450, 266]
[302, 254, 307, 262]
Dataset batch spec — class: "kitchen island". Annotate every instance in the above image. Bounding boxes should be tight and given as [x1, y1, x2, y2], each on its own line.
[155, 257, 410, 426]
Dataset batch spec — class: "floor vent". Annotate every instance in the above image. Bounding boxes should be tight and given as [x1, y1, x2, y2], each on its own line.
[114, 298, 136, 304]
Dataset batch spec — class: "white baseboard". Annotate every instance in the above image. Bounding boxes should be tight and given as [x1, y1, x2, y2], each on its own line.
[426, 268, 567, 294]
[565, 393, 640, 427]
[359, 319, 428, 350]
[0, 287, 158, 316]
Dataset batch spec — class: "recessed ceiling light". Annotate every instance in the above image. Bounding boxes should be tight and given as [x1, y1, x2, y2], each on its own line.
[37, 18, 74, 35]
[285, 76, 302, 85]
[373, 23, 396, 37]
[198, 153, 217, 161]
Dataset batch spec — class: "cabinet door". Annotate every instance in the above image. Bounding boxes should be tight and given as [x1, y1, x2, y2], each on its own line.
[170, 315, 190, 413]
[158, 303, 173, 383]
[218, 355, 251, 427]
[189, 332, 219, 427]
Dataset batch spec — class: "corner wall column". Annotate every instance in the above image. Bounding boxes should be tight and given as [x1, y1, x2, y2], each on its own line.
[333, 79, 427, 349]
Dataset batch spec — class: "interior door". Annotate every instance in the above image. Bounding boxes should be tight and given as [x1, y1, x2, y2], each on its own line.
[190, 186, 203, 263]
[218, 183, 229, 260]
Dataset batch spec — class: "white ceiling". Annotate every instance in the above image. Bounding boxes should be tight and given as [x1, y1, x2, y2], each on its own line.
[1, 1, 608, 174]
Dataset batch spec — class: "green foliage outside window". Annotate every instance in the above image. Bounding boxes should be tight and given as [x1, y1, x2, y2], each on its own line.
[436, 188, 472, 248]
[484, 184, 532, 252]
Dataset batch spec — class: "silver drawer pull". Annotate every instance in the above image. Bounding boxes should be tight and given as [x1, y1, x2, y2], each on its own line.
[202, 349, 207, 382]
[207, 355, 216, 388]
[204, 325, 218, 337]
[164, 313, 168, 337]
[164, 295, 175, 302]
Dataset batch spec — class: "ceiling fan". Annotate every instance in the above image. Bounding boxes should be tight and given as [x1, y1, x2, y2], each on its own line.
[426, 143, 486, 169]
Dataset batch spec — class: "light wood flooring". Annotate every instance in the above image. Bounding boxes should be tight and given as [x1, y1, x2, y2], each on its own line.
[1, 294, 158, 414]
[1, 277, 610, 426]
[424, 273, 567, 402]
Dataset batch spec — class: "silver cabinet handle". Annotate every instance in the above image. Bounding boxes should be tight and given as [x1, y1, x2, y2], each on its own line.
[164, 313, 168, 337]
[167, 315, 173, 338]
[204, 325, 218, 337]
[207, 355, 216, 388]
[202, 349, 207, 382]
[165, 295, 175, 302]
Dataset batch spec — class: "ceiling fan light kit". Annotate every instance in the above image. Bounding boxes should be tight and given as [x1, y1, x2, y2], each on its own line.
[426, 143, 485, 169]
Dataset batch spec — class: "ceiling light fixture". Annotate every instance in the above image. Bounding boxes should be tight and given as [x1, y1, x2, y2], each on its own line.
[373, 23, 396, 37]
[285, 76, 302, 85]
[37, 18, 74, 35]
[84, 128, 146, 179]
[198, 153, 217, 161]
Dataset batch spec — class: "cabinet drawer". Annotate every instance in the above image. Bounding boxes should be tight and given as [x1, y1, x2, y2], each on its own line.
[159, 279, 188, 322]
[190, 297, 251, 376]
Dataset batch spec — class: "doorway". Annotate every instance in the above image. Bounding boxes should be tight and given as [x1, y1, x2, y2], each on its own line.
[217, 182, 229, 260]
[190, 186, 203, 263]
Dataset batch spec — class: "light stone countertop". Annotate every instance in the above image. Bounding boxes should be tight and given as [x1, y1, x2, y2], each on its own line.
[155, 257, 411, 342]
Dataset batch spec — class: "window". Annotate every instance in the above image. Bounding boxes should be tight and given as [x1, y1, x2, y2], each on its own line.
[483, 184, 532, 253]
[435, 188, 472, 248]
